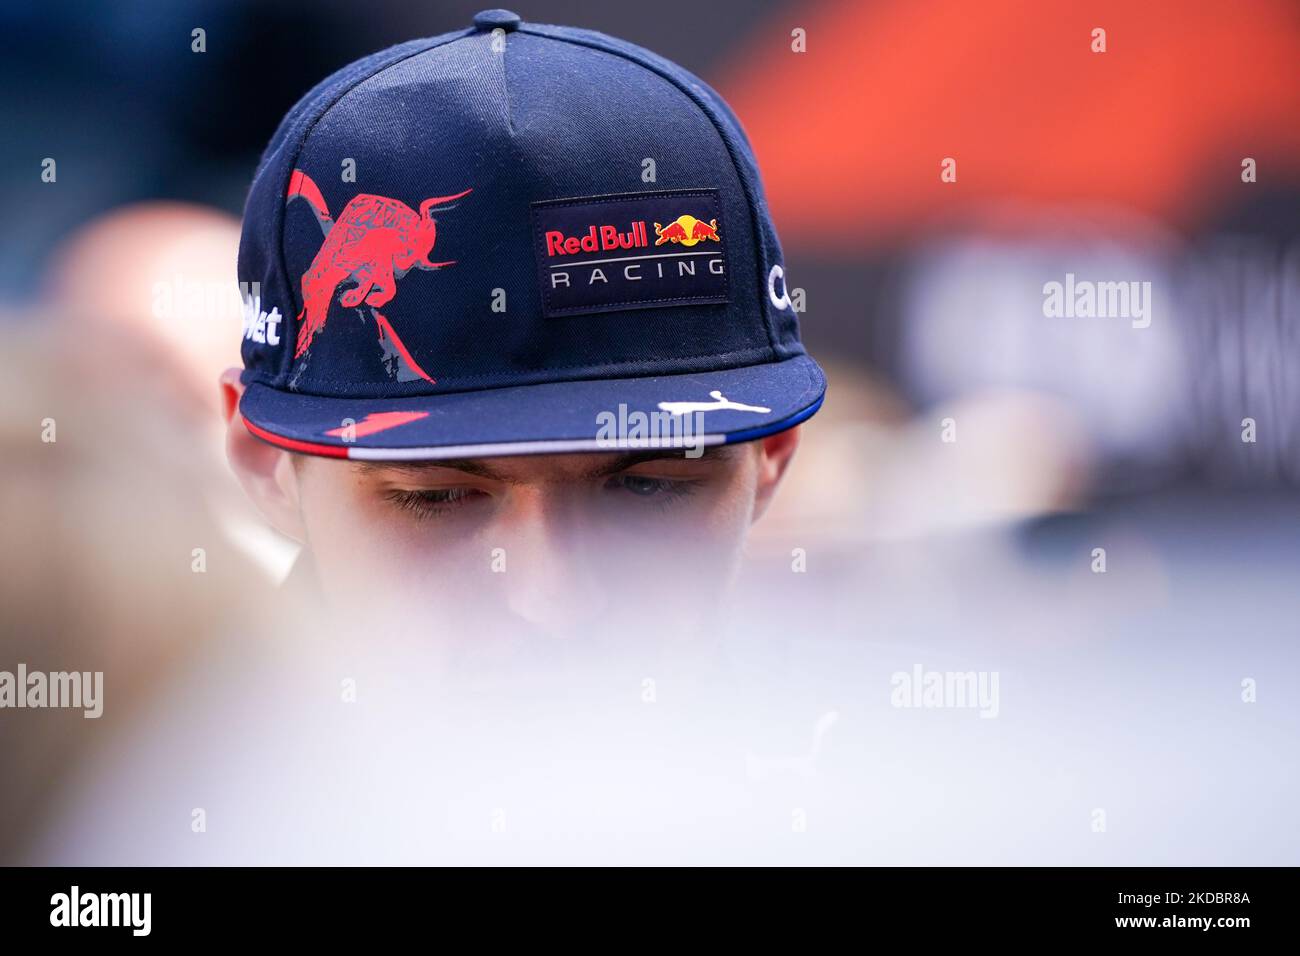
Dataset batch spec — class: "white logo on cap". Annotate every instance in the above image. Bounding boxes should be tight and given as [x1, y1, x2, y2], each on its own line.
[768, 264, 793, 311]
[242, 294, 282, 346]
[657, 391, 771, 416]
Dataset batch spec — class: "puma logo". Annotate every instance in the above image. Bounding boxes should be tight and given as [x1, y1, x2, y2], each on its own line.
[656, 390, 771, 416]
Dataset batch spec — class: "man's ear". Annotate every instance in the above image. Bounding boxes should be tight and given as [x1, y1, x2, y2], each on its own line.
[751, 424, 801, 523]
[219, 367, 307, 543]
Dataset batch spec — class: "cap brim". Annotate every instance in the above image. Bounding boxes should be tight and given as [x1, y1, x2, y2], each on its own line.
[239, 354, 824, 460]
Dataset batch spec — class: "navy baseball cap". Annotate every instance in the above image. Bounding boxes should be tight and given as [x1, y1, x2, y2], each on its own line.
[237, 8, 824, 460]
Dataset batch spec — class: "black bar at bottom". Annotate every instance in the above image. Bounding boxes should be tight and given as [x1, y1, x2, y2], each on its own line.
[0, 866, 1285, 942]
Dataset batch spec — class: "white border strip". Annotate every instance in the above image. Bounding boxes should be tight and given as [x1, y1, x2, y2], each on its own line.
[345, 434, 727, 461]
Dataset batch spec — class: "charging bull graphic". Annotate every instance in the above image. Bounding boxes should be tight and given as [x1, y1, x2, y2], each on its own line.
[286, 170, 471, 385]
[653, 214, 720, 247]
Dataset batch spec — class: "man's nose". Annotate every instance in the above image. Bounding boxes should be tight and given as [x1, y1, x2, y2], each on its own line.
[496, 492, 607, 635]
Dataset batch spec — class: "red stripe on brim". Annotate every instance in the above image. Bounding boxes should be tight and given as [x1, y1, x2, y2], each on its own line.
[242, 416, 349, 458]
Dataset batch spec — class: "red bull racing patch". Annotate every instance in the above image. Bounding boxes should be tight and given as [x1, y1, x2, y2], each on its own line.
[530, 189, 729, 317]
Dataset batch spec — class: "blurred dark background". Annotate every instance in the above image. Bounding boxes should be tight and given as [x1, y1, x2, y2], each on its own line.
[0, 0, 788, 295]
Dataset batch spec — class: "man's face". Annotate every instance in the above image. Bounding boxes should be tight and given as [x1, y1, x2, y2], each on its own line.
[289, 443, 770, 640]
[221, 371, 800, 647]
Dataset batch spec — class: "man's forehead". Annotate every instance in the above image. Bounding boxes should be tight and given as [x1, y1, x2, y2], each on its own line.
[346, 444, 743, 484]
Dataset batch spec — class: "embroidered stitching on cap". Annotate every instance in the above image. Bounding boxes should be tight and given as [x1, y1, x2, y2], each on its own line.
[531, 189, 730, 317]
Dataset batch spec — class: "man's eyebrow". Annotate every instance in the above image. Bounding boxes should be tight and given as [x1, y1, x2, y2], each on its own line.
[578, 446, 737, 479]
[352, 445, 737, 482]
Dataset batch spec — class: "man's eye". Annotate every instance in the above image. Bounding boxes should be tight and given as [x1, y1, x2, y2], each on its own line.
[605, 475, 699, 502]
[385, 487, 483, 517]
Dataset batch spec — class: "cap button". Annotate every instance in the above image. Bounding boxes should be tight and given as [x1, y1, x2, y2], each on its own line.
[473, 9, 521, 32]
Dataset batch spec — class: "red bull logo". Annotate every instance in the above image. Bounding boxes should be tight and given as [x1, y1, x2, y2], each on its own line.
[530, 190, 729, 317]
[653, 215, 720, 247]
[545, 221, 650, 257]
[285, 170, 471, 385]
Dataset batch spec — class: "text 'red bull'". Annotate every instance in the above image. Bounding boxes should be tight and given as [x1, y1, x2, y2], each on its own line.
[545, 222, 650, 257]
